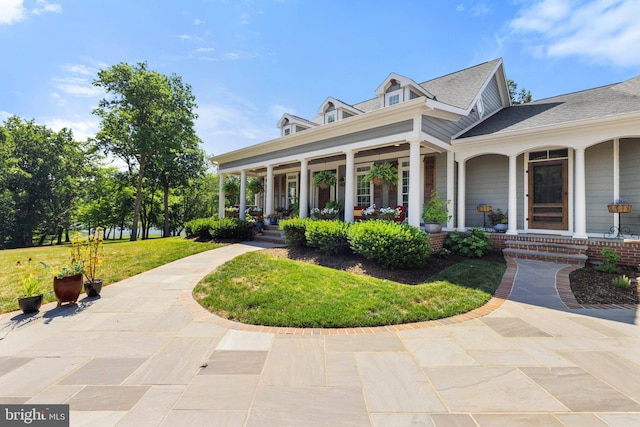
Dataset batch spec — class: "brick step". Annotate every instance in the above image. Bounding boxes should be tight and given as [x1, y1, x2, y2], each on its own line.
[504, 240, 588, 255]
[503, 248, 587, 266]
[253, 234, 287, 245]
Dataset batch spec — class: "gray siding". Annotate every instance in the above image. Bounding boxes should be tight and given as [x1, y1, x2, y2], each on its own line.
[585, 141, 614, 234]
[619, 138, 640, 233]
[421, 76, 502, 143]
[465, 155, 509, 228]
[221, 120, 413, 170]
[482, 76, 502, 116]
[434, 153, 447, 196]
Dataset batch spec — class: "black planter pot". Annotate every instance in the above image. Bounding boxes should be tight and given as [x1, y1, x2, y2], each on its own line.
[18, 294, 43, 314]
[84, 279, 103, 297]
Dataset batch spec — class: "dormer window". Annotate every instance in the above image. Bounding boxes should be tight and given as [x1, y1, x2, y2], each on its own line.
[277, 113, 319, 136]
[325, 102, 336, 124]
[385, 79, 402, 106]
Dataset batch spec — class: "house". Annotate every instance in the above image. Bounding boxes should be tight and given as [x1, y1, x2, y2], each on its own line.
[210, 58, 640, 259]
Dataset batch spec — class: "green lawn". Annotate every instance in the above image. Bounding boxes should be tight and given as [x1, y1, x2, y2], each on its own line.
[194, 252, 506, 328]
[1, 237, 220, 313]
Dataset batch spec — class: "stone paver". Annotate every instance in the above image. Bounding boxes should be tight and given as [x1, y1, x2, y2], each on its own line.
[0, 243, 638, 426]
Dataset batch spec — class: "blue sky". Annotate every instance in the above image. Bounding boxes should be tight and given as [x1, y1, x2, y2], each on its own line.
[1, 0, 639, 158]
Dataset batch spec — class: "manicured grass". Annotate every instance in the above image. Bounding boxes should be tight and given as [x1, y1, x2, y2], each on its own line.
[194, 252, 506, 328]
[1, 237, 220, 313]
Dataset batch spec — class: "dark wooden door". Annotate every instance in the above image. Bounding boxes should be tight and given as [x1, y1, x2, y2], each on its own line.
[528, 159, 568, 230]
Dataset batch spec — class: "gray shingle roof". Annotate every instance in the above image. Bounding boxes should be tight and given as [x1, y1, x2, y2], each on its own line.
[459, 75, 640, 139]
[419, 59, 502, 110]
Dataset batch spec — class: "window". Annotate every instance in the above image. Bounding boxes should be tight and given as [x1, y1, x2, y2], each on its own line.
[388, 94, 400, 105]
[356, 166, 371, 206]
[283, 127, 291, 136]
[399, 160, 410, 208]
[286, 174, 298, 208]
[325, 102, 336, 124]
[326, 113, 336, 123]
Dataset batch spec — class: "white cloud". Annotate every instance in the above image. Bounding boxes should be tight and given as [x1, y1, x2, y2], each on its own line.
[0, 0, 25, 24]
[456, 4, 465, 12]
[0, 111, 12, 122]
[510, 0, 640, 67]
[240, 13, 249, 24]
[194, 18, 202, 25]
[44, 117, 99, 141]
[32, 0, 61, 15]
[52, 63, 103, 101]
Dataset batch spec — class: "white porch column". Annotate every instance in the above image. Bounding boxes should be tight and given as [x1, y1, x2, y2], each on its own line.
[239, 170, 247, 220]
[446, 150, 455, 230]
[299, 159, 309, 218]
[613, 138, 620, 230]
[344, 150, 355, 222]
[507, 155, 518, 235]
[573, 148, 588, 239]
[408, 140, 422, 227]
[457, 159, 466, 231]
[266, 165, 274, 216]
[218, 173, 225, 218]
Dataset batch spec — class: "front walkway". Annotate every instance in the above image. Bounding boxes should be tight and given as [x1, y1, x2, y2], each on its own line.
[0, 243, 639, 426]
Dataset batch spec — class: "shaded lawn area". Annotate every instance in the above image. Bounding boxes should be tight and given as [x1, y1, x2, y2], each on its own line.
[194, 250, 506, 328]
[1, 237, 220, 313]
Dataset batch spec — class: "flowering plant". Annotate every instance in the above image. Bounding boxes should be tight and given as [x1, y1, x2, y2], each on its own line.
[311, 207, 340, 219]
[225, 206, 240, 212]
[16, 258, 46, 296]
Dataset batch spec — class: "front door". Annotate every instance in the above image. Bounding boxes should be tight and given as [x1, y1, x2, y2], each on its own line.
[528, 159, 568, 230]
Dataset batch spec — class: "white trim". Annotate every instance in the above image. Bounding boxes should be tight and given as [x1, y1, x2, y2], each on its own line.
[613, 138, 620, 230]
[317, 96, 362, 116]
[375, 72, 434, 99]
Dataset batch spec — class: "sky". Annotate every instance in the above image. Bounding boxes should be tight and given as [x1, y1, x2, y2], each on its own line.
[1, 0, 640, 158]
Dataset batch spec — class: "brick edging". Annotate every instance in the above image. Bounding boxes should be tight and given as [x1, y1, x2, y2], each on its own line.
[555, 265, 639, 310]
[179, 257, 517, 335]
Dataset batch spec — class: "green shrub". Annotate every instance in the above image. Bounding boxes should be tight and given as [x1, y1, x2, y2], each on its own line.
[611, 274, 631, 289]
[185, 217, 218, 239]
[305, 220, 351, 255]
[445, 228, 492, 257]
[595, 247, 620, 273]
[279, 218, 313, 247]
[210, 218, 252, 240]
[347, 221, 431, 269]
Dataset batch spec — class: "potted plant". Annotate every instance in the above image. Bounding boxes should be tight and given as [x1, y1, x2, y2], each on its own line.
[52, 234, 86, 306]
[267, 213, 279, 225]
[422, 190, 451, 233]
[225, 206, 240, 217]
[313, 170, 337, 189]
[363, 162, 398, 186]
[82, 227, 105, 297]
[16, 258, 45, 314]
[608, 198, 632, 213]
[489, 209, 508, 233]
[223, 176, 240, 195]
[246, 207, 263, 218]
[247, 178, 264, 194]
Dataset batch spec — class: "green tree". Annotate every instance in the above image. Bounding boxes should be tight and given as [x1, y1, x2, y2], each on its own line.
[92, 61, 198, 241]
[507, 79, 532, 104]
[2, 116, 85, 248]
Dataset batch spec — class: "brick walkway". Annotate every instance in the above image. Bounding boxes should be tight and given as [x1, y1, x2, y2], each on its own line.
[1, 243, 638, 426]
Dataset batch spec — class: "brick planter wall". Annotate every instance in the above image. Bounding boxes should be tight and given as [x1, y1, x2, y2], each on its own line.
[427, 232, 447, 253]
[488, 233, 640, 266]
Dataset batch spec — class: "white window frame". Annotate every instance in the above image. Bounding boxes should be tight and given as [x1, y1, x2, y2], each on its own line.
[355, 164, 373, 206]
[398, 158, 410, 208]
[286, 173, 298, 209]
[385, 89, 402, 107]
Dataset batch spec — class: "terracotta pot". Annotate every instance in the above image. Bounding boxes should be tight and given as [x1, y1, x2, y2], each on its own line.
[372, 177, 385, 186]
[84, 279, 103, 297]
[18, 294, 43, 314]
[53, 274, 83, 306]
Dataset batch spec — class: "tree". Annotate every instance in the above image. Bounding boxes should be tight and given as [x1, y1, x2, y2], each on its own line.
[2, 116, 85, 248]
[507, 79, 532, 104]
[92, 62, 198, 241]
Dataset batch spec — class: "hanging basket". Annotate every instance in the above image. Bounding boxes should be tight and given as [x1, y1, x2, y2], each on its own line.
[608, 204, 632, 213]
[372, 177, 386, 186]
[318, 182, 329, 190]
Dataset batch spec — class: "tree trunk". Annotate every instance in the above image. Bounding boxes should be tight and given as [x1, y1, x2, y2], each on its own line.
[130, 158, 147, 241]
[56, 227, 63, 245]
[163, 181, 170, 238]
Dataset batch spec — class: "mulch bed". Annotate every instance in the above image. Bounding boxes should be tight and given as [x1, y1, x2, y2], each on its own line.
[260, 246, 505, 285]
[569, 264, 639, 305]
